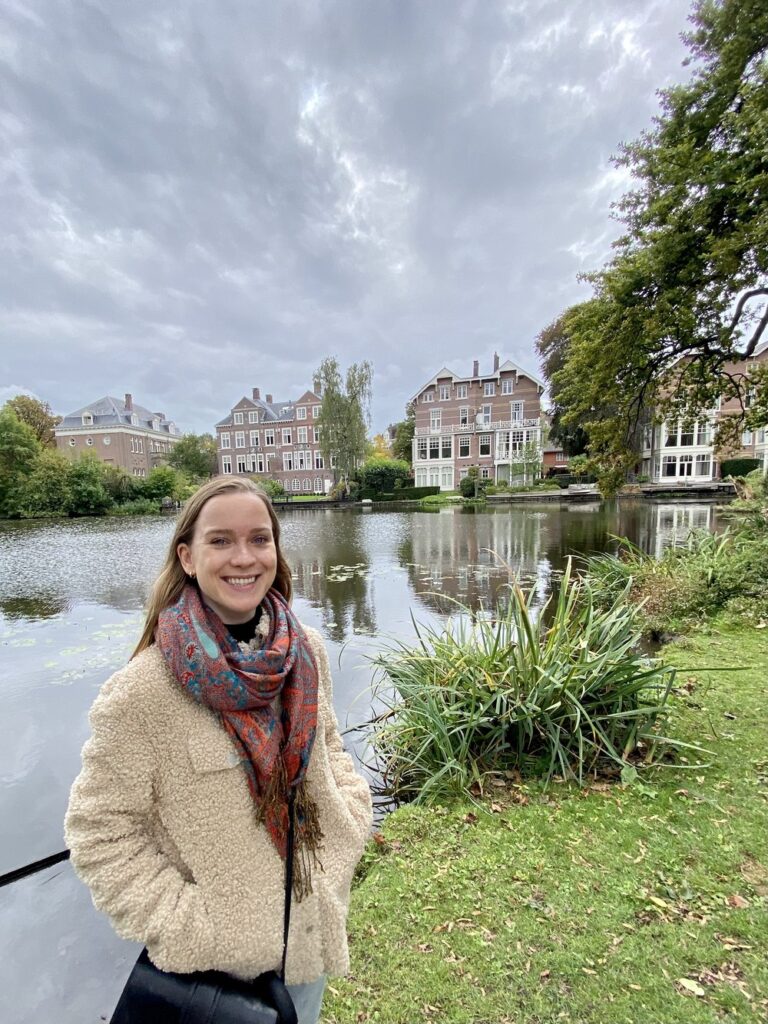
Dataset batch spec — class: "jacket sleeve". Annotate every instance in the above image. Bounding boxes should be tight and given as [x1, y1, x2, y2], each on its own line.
[64, 668, 215, 972]
[308, 630, 373, 840]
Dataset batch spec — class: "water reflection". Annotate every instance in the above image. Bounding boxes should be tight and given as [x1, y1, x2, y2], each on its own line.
[0, 499, 732, 875]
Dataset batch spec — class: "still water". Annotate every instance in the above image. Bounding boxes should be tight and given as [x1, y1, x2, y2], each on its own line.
[0, 499, 724, 1023]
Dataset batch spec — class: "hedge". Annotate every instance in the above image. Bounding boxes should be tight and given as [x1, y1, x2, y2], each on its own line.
[720, 458, 761, 478]
[360, 486, 440, 501]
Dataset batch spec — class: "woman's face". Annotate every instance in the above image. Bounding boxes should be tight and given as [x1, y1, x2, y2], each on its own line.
[177, 492, 278, 624]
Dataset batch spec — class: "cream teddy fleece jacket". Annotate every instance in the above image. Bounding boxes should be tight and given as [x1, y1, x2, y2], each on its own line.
[64, 626, 372, 985]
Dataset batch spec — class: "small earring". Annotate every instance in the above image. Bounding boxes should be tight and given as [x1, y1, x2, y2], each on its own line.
[188, 571, 196, 580]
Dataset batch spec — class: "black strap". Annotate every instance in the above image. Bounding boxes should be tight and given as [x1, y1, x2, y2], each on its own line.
[0, 850, 70, 888]
[280, 789, 296, 983]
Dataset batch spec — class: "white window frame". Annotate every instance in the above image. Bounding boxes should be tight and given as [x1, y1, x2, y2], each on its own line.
[234, 412, 244, 424]
[501, 379, 514, 395]
[264, 429, 275, 446]
[282, 428, 292, 445]
[236, 454, 247, 473]
[439, 384, 451, 401]
[459, 407, 469, 426]
[430, 409, 442, 432]
[481, 404, 492, 425]
[422, 391, 434, 403]
[297, 407, 307, 420]
[484, 382, 495, 397]
[458, 435, 471, 458]
[312, 406, 320, 418]
[313, 427, 321, 443]
[479, 434, 491, 457]
[314, 451, 324, 469]
[282, 452, 294, 471]
[235, 431, 245, 448]
[249, 430, 259, 447]
[221, 455, 232, 474]
[248, 411, 259, 423]
[511, 401, 524, 423]
[297, 426, 308, 444]
[417, 438, 428, 461]
[456, 384, 468, 400]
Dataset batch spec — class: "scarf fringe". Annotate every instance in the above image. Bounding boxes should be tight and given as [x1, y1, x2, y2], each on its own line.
[256, 767, 324, 902]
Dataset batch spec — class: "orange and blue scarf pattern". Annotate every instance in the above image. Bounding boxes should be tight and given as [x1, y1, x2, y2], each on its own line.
[156, 585, 320, 868]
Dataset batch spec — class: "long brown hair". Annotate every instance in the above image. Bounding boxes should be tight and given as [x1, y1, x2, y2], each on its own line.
[132, 477, 292, 657]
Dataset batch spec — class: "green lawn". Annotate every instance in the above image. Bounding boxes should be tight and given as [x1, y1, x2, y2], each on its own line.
[324, 620, 768, 1023]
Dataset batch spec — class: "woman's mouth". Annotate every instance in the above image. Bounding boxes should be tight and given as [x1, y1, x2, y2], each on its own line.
[223, 576, 258, 588]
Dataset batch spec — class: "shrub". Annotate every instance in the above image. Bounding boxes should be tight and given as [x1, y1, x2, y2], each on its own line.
[368, 560, 679, 804]
[256, 478, 286, 500]
[357, 456, 411, 493]
[109, 497, 160, 516]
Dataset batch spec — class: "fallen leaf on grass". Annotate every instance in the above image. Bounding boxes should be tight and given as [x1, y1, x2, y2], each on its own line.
[677, 978, 705, 997]
[717, 934, 753, 951]
[727, 893, 749, 908]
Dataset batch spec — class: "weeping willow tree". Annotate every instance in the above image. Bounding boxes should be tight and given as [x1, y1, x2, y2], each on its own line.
[315, 357, 373, 486]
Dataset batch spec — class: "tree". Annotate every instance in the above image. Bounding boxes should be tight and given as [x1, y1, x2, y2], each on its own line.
[67, 454, 113, 516]
[370, 433, 392, 458]
[138, 466, 184, 504]
[390, 404, 416, 465]
[168, 433, 218, 480]
[20, 449, 72, 517]
[316, 357, 373, 486]
[543, 0, 768, 490]
[357, 457, 411, 493]
[536, 313, 591, 457]
[0, 405, 41, 517]
[6, 394, 59, 447]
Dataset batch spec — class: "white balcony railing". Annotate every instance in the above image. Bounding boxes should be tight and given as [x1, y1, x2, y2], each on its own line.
[415, 418, 540, 436]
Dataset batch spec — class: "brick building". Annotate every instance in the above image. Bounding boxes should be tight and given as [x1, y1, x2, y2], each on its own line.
[214, 385, 335, 494]
[640, 346, 768, 482]
[411, 354, 545, 490]
[55, 394, 181, 476]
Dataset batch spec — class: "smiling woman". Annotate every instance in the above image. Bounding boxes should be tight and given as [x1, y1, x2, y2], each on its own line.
[64, 476, 372, 1024]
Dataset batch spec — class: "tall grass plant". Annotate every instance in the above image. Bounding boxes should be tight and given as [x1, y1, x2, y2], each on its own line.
[369, 560, 679, 804]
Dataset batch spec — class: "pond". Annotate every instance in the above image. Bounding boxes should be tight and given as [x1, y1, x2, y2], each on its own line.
[0, 498, 727, 1022]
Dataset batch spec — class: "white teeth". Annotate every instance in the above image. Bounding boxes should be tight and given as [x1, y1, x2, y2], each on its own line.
[225, 577, 256, 586]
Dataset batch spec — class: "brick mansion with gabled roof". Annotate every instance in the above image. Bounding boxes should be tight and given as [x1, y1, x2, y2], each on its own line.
[412, 353, 546, 490]
[215, 384, 335, 494]
[55, 393, 181, 477]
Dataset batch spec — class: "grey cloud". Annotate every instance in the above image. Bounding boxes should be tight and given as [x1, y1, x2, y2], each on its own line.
[1, 0, 692, 431]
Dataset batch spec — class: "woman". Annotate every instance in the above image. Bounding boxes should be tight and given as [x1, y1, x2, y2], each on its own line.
[65, 477, 372, 1023]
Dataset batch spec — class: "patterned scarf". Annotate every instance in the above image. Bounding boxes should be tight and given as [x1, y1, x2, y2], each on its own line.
[156, 585, 323, 899]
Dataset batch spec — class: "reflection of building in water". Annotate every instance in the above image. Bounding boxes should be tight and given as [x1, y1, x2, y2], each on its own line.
[398, 508, 543, 614]
[635, 503, 714, 560]
[289, 515, 376, 643]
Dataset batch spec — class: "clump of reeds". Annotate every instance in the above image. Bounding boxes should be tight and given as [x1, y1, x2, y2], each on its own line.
[369, 559, 679, 804]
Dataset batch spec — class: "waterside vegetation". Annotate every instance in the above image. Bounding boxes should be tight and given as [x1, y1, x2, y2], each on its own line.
[324, 498, 768, 1022]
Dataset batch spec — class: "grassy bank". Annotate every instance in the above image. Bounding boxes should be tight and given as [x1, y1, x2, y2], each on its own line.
[325, 620, 768, 1023]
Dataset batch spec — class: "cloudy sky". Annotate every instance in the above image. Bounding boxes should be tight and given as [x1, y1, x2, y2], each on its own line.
[2, 0, 695, 433]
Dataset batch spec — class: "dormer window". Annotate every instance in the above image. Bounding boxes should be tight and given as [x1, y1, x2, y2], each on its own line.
[151, 418, 159, 431]
[82, 413, 93, 426]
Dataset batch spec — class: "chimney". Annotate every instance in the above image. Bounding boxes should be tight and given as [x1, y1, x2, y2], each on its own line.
[493, 352, 499, 372]
[266, 394, 273, 404]
[252, 387, 261, 401]
[472, 360, 479, 378]
[313, 375, 322, 397]
[124, 393, 133, 412]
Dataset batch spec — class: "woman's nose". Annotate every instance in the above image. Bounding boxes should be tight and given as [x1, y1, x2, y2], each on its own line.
[230, 541, 256, 564]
